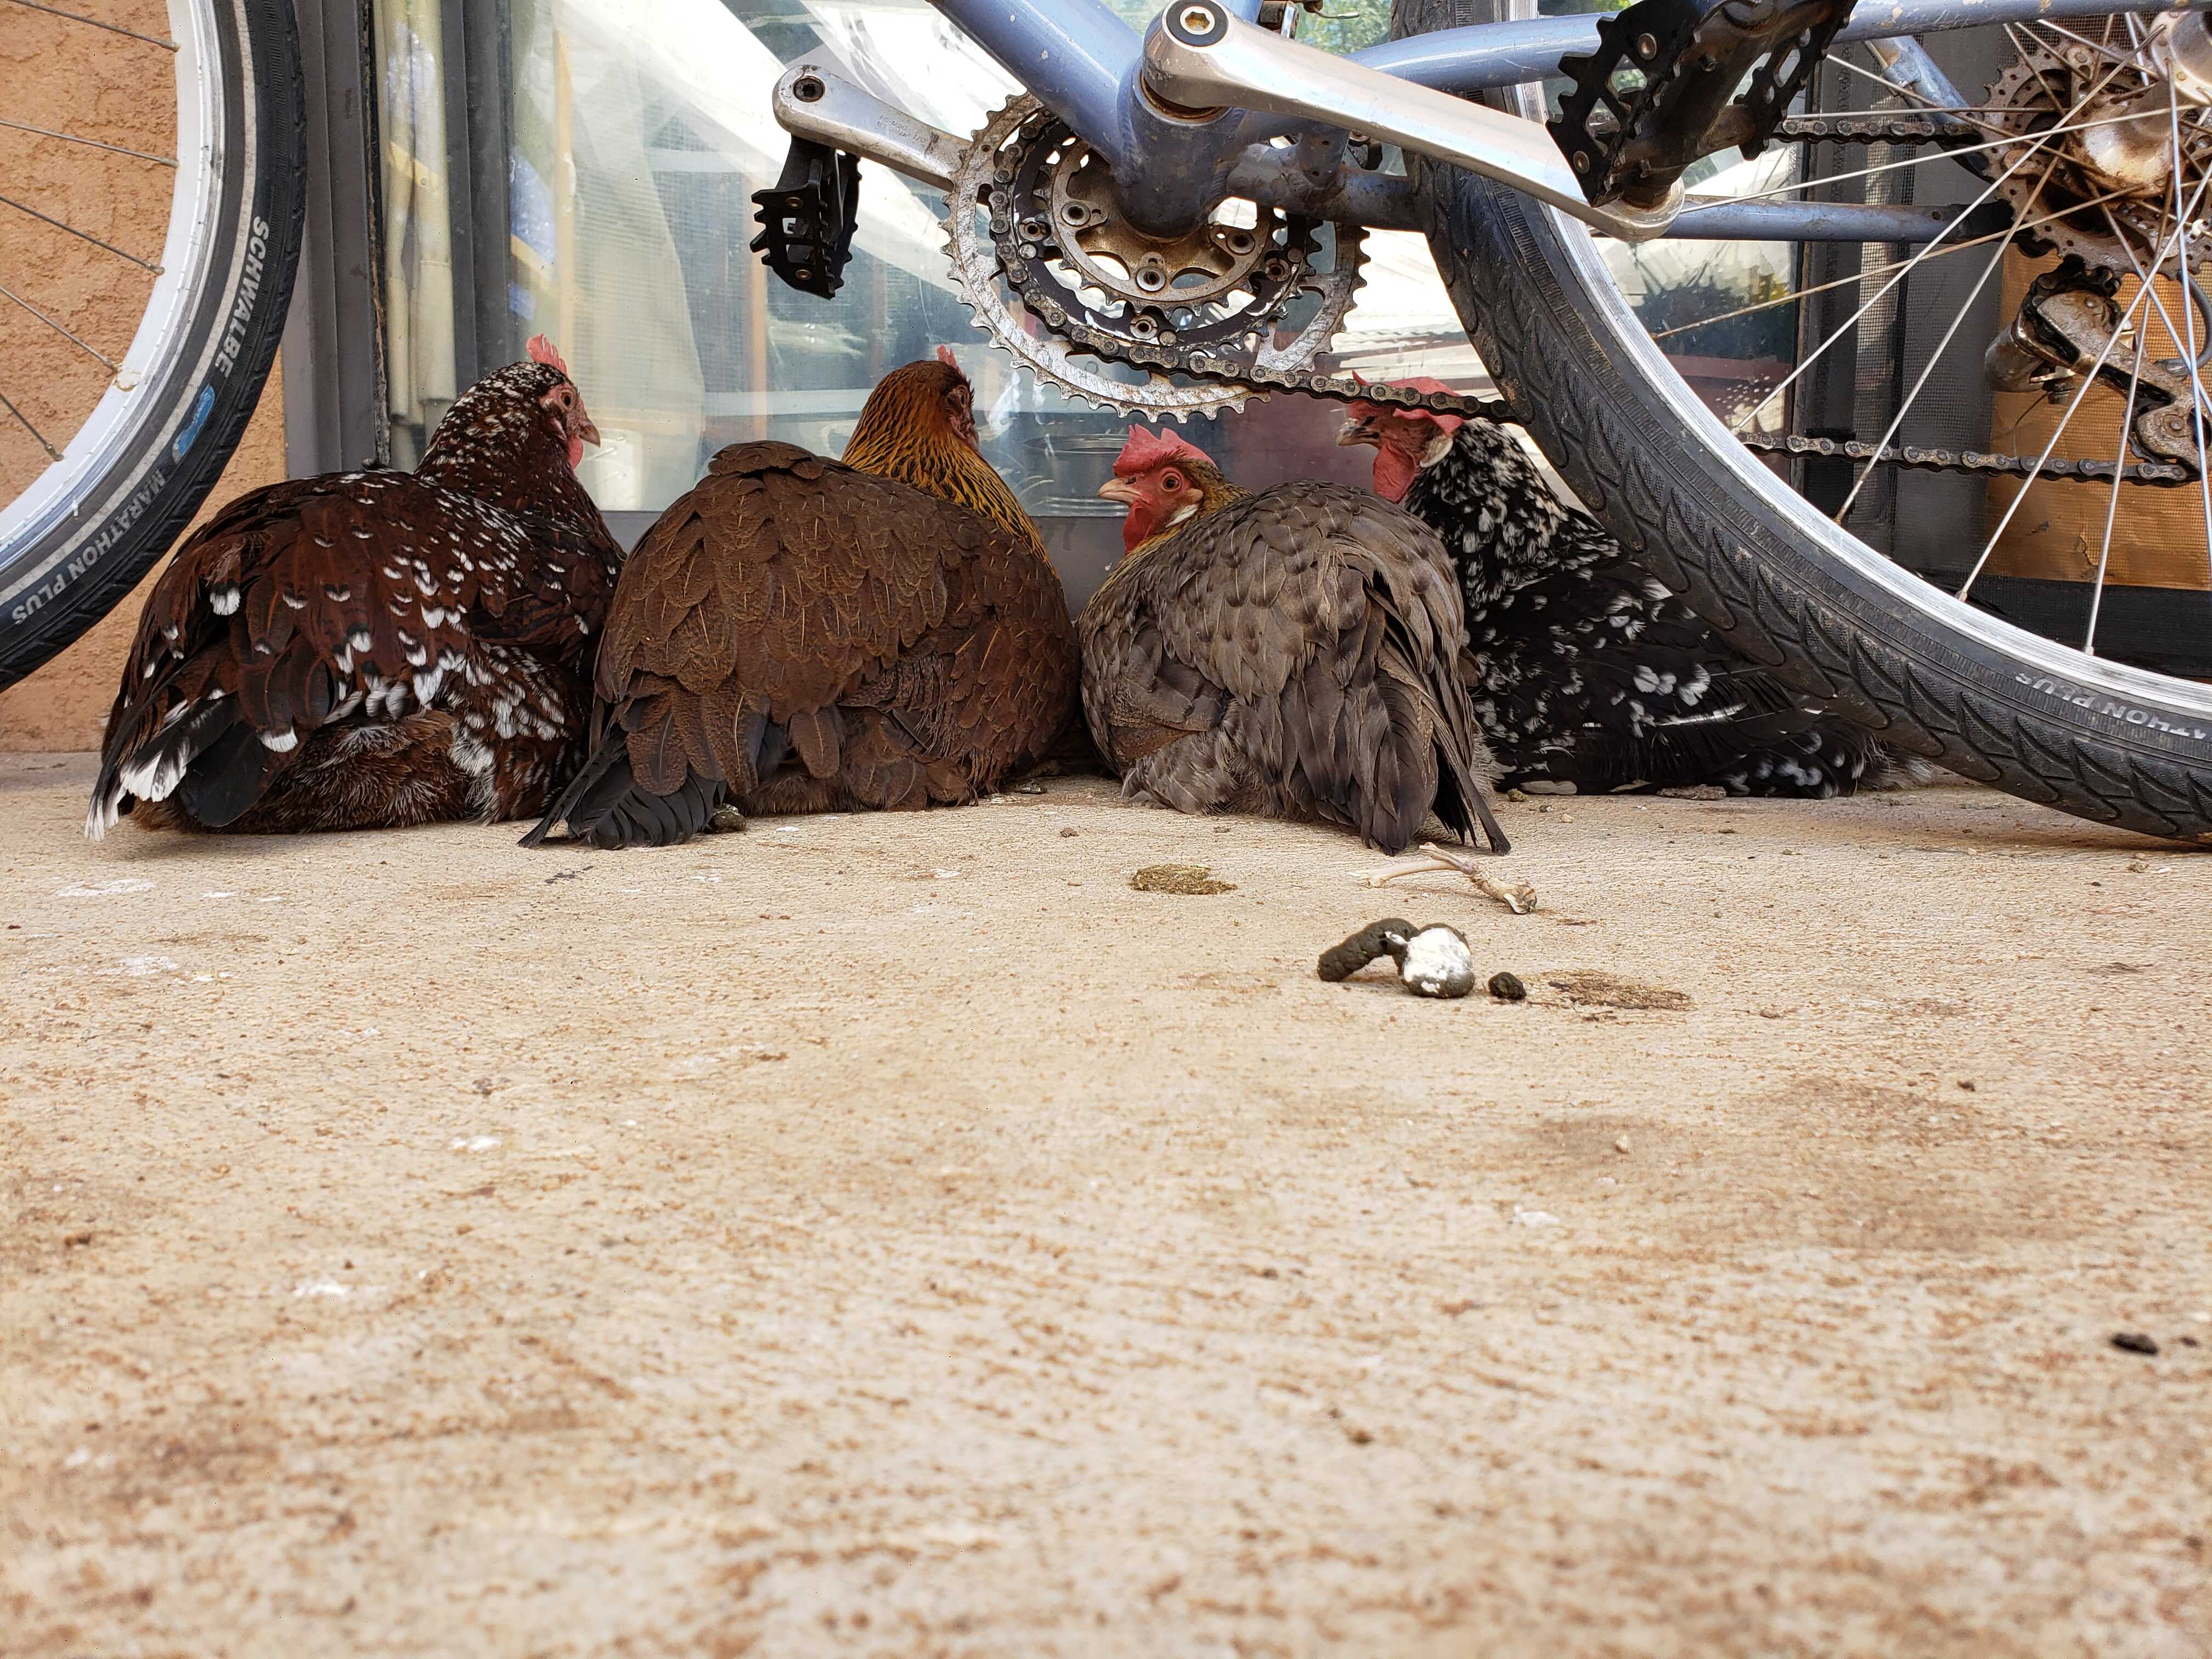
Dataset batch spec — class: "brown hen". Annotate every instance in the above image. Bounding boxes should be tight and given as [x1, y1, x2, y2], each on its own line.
[526, 353, 1079, 848]
[86, 340, 621, 837]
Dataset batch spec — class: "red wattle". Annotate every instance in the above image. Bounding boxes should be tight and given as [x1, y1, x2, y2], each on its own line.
[1373, 446, 1417, 504]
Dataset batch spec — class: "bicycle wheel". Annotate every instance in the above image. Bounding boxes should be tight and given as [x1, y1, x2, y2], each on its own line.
[0, 0, 302, 690]
[1395, 0, 2212, 842]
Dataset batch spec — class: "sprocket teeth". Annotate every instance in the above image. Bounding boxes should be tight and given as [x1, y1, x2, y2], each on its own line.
[940, 92, 1350, 420]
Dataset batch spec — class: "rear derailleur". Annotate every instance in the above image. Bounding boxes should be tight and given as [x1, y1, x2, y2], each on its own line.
[1985, 257, 2208, 470]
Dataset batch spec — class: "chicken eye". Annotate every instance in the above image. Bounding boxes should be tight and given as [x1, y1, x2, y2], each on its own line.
[1163, 473, 1182, 492]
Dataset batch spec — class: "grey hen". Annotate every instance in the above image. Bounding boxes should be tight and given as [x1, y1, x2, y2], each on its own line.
[1081, 426, 1506, 855]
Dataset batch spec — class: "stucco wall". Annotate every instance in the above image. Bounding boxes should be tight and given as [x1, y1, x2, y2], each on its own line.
[0, 0, 289, 753]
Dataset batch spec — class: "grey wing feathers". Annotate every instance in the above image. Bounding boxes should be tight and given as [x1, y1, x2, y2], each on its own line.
[1080, 482, 1503, 855]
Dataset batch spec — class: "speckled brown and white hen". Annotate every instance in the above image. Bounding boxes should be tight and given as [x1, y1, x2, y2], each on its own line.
[87, 338, 622, 837]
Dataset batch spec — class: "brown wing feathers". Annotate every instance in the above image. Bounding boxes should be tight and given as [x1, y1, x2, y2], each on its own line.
[527, 438, 1077, 849]
[91, 471, 616, 836]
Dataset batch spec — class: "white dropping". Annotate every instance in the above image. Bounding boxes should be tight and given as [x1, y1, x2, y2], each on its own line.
[1397, 926, 1475, 998]
[54, 877, 155, 898]
[103, 955, 179, 977]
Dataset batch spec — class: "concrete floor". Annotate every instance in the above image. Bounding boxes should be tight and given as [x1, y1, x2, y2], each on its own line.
[2, 752, 2207, 1657]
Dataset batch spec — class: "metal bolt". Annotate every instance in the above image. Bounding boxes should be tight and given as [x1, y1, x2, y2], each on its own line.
[792, 74, 825, 101]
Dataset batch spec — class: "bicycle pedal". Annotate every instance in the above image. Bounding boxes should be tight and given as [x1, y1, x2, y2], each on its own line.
[749, 136, 862, 300]
[1551, 0, 1857, 211]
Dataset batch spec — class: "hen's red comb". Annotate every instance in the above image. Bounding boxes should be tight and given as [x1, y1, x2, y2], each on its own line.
[1113, 425, 1212, 477]
[936, 344, 965, 373]
[526, 335, 571, 377]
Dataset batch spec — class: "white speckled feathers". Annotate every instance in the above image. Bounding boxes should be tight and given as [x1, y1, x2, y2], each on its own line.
[89, 358, 623, 836]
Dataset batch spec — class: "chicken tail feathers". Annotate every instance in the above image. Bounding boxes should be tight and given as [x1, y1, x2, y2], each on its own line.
[519, 725, 626, 846]
[86, 685, 244, 840]
[1430, 732, 1510, 856]
[1379, 606, 1510, 858]
[521, 724, 725, 848]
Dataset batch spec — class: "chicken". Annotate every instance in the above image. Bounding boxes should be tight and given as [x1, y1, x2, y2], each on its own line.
[1340, 381, 1896, 797]
[1082, 426, 1505, 856]
[87, 338, 621, 837]
[525, 352, 1079, 848]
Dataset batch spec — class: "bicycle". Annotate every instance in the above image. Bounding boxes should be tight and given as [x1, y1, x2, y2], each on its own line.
[0, 0, 298, 689]
[8, 0, 2212, 843]
[756, 0, 2212, 841]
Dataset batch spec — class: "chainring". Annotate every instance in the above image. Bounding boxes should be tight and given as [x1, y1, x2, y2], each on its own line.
[944, 97, 1365, 419]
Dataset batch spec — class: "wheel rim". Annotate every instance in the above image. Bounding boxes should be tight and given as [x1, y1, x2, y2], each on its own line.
[1501, 0, 2212, 727]
[0, 0, 225, 589]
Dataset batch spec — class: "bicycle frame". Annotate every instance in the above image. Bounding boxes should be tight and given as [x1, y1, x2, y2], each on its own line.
[777, 0, 2206, 243]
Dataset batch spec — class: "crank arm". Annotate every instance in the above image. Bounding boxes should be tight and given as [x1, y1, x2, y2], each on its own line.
[771, 65, 966, 190]
[769, 60, 1983, 245]
[1141, 1, 1679, 241]
[770, 61, 1430, 230]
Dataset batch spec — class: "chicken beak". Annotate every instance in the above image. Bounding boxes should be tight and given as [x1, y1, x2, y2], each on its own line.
[577, 414, 602, 448]
[1336, 415, 1376, 448]
[1097, 476, 1142, 506]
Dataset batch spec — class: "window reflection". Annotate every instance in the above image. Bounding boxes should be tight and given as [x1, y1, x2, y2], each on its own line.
[372, 0, 1496, 599]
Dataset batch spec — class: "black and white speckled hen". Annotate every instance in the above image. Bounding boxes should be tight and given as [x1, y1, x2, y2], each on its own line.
[1084, 427, 1505, 856]
[1341, 380, 1897, 797]
[87, 338, 622, 837]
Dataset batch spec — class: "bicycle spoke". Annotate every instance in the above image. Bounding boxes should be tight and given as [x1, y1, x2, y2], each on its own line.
[2085, 327, 2148, 654]
[1, 0, 176, 48]
[1835, 169, 2053, 521]
[0, 386, 63, 463]
[1733, 137, 2068, 435]
[1821, 53, 2008, 134]
[2031, 19, 2145, 69]
[0, 193, 160, 273]
[0, 279, 120, 371]
[2163, 77, 2212, 574]
[1651, 185, 2134, 343]
[0, 119, 175, 167]
[1683, 102, 2147, 215]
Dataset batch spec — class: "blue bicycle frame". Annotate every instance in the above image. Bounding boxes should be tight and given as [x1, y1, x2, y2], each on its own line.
[784, 0, 2205, 245]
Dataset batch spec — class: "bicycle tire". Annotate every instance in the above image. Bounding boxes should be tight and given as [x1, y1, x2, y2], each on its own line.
[1394, 0, 2212, 844]
[0, 0, 303, 691]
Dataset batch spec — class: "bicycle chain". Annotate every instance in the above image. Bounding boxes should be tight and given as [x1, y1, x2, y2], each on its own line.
[1741, 431, 2193, 484]
[1773, 114, 1970, 145]
[1019, 286, 2203, 481]
[969, 106, 2181, 484]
